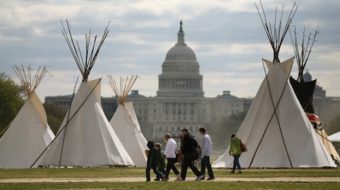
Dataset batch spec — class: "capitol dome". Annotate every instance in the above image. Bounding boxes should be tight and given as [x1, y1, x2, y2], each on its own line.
[165, 43, 197, 61]
[157, 21, 204, 97]
[303, 70, 312, 82]
[164, 21, 197, 62]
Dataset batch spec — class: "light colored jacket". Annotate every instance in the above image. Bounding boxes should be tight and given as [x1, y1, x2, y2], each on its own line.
[164, 138, 177, 158]
[229, 137, 241, 156]
[201, 134, 213, 157]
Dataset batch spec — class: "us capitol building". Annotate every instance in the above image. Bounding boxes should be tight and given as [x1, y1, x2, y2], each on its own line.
[46, 21, 250, 140]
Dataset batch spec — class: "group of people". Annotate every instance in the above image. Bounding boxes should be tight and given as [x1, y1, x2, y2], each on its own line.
[145, 127, 244, 182]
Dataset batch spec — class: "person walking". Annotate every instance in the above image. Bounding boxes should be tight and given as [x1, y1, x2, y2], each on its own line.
[154, 143, 166, 181]
[179, 128, 204, 181]
[199, 127, 215, 180]
[229, 133, 242, 174]
[163, 134, 181, 181]
[145, 141, 165, 182]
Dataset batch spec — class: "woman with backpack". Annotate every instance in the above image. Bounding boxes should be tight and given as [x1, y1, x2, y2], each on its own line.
[229, 133, 246, 174]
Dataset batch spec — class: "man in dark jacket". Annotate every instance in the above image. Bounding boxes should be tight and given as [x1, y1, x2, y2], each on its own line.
[179, 128, 203, 181]
[145, 141, 165, 182]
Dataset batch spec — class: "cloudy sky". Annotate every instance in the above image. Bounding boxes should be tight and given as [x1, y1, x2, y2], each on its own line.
[1, 0, 339, 100]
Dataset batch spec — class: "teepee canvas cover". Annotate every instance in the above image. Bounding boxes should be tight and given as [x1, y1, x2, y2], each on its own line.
[213, 58, 336, 168]
[108, 76, 147, 167]
[289, 77, 316, 114]
[0, 65, 54, 168]
[41, 79, 133, 167]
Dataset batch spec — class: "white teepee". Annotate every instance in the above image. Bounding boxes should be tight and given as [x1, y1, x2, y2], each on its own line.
[213, 58, 336, 168]
[289, 26, 340, 162]
[39, 20, 134, 167]
[41, 79, 134, 167]
[108, 75, 148, 167]
[329, 132, 340, 142]
[0, 65, 55, 168]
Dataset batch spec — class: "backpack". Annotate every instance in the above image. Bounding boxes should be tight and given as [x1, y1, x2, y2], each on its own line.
[189, 135, 199, 161]
[240, 141, 247, 152]
[192, 136, 198, 150]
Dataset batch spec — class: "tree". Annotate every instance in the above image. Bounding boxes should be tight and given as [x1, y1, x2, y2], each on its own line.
[0, 73, 23, 136]
[44, 103, 67, 134]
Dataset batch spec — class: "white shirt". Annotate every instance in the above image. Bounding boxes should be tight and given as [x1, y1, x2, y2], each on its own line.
[164, 138, 177, 158]
[201, 134, 213, 157]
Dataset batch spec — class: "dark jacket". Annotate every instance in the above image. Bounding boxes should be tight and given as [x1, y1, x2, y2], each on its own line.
[181, 133, 198, 155]
[147, 141, 157, 167]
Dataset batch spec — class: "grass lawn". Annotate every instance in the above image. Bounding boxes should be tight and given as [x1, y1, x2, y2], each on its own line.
[0, 168, 339, 190]
[0, 168, 340, 179]
[0, 182, 340, 190]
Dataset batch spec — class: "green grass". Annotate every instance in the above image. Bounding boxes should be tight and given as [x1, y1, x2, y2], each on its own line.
[0, 182, 340, 190]
[0, 168, 339, 190]
[0, 168, 340, 179]
[0, 168, 143, 179]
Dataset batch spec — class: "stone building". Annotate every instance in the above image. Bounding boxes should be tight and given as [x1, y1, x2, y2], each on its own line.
[302, 71, 340, 123]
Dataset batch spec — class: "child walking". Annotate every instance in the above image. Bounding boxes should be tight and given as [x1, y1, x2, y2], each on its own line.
[154, 143, 166, 181]
[145, 141, 165, 182]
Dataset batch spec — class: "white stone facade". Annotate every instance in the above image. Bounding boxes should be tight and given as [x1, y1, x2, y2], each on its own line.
[130, 21, 246, 139]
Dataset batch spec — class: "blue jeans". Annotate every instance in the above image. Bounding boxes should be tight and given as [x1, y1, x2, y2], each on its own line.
[232, 155, 241, 172]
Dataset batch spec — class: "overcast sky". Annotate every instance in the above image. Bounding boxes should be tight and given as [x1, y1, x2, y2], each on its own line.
[1, 0, 339, 100]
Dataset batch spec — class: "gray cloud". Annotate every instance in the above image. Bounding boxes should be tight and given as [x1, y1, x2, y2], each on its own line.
[0, 0, 339, 100]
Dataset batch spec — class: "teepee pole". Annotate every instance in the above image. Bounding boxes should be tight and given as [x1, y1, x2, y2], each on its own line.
[289, 26, 318, 82]
[248, 60, 293, 168]
[58, 76, 79, 168]
[107, 75, 140, 130]
[255, 0, 297, 64]
[0, 123, 11, 138]
[107, 75, 138, 106]
[13, 65, 48, 96]
[61, 20, 110, 82]
[316, 130, 333, 143]
[30, 79, 101, 168]
[123, 77, 128, 97]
